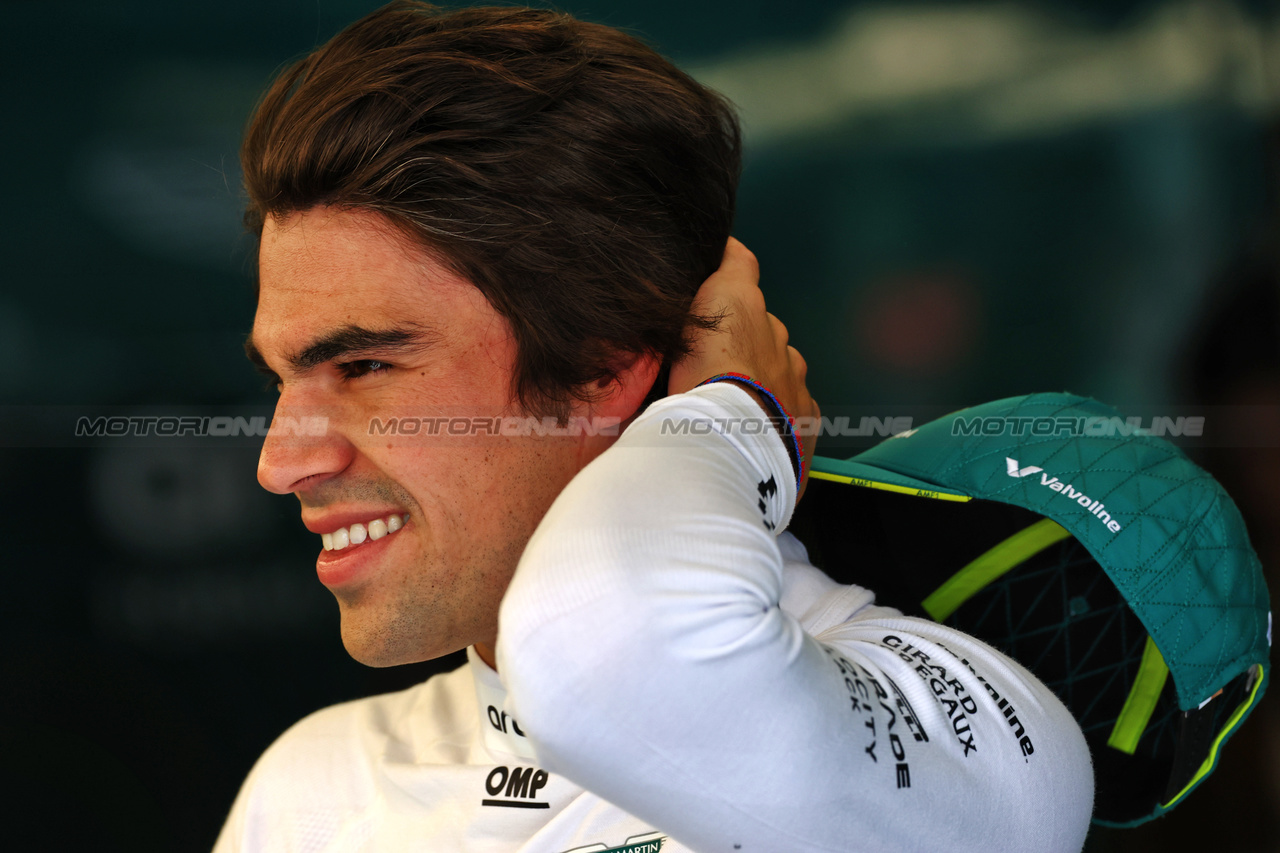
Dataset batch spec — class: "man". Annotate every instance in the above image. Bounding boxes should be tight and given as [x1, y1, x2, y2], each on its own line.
[217, 3, 1094, 851]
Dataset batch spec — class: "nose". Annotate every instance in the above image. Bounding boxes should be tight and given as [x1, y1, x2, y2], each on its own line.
[257, 393, 353, 495]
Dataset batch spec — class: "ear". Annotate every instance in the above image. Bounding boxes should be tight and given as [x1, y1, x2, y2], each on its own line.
[587, 350, 662, 422]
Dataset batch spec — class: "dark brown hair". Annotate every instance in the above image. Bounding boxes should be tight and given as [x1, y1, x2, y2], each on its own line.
[242, 1, 741, 417]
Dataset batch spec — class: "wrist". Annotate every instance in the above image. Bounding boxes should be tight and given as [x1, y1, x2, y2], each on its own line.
[694, 373, 805, 495]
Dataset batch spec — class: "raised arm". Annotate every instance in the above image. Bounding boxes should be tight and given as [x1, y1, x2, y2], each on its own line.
[496, 241, 1093, 852]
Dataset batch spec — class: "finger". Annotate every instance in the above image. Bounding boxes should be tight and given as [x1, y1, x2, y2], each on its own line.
[699, 239, 761, 306]
[788, 344, 807, 379]
[721, 237, 759, 278]
[769, 313, 789, 347]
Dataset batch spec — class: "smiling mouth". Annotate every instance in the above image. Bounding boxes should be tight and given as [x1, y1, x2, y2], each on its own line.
[322, 514, 410, 552]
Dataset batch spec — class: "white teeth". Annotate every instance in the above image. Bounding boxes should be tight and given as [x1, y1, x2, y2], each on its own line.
[321, 514, 408, 552]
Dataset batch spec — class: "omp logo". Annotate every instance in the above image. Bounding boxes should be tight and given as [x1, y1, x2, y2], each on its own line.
[482, 765, 550, 809]
[1005, 458, 1122, 533]
[1005, 458, 1043, 478]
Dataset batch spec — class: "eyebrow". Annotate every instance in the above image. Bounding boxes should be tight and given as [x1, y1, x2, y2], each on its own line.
[244, 324, 438, 377]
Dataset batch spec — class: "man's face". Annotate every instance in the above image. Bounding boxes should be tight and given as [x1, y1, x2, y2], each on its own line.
[249, 207, 590, 667]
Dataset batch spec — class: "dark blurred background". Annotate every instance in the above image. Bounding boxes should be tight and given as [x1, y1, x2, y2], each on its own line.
[2, 0, 1278, 849]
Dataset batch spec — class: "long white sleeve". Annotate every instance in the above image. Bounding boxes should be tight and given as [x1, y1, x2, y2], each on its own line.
[497, 383, 1094, 853]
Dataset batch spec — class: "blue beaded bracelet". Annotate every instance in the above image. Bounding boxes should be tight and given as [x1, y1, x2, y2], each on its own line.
[696, 372, 805, 494]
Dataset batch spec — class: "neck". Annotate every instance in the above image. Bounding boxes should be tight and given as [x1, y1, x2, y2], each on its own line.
[474, 641, 498, 671]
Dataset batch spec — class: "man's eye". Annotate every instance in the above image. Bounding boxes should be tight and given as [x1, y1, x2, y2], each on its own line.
[255, 367, 282, 393]
[336, 359, 392, 380]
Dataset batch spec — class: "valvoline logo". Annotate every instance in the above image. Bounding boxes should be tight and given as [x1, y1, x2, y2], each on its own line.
[1005, 458, 1122, 533]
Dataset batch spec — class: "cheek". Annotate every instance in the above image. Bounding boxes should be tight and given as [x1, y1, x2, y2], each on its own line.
[460, 327, 521, 403]
[405, 357, 519, 418]
[464, 442, 578, 528]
